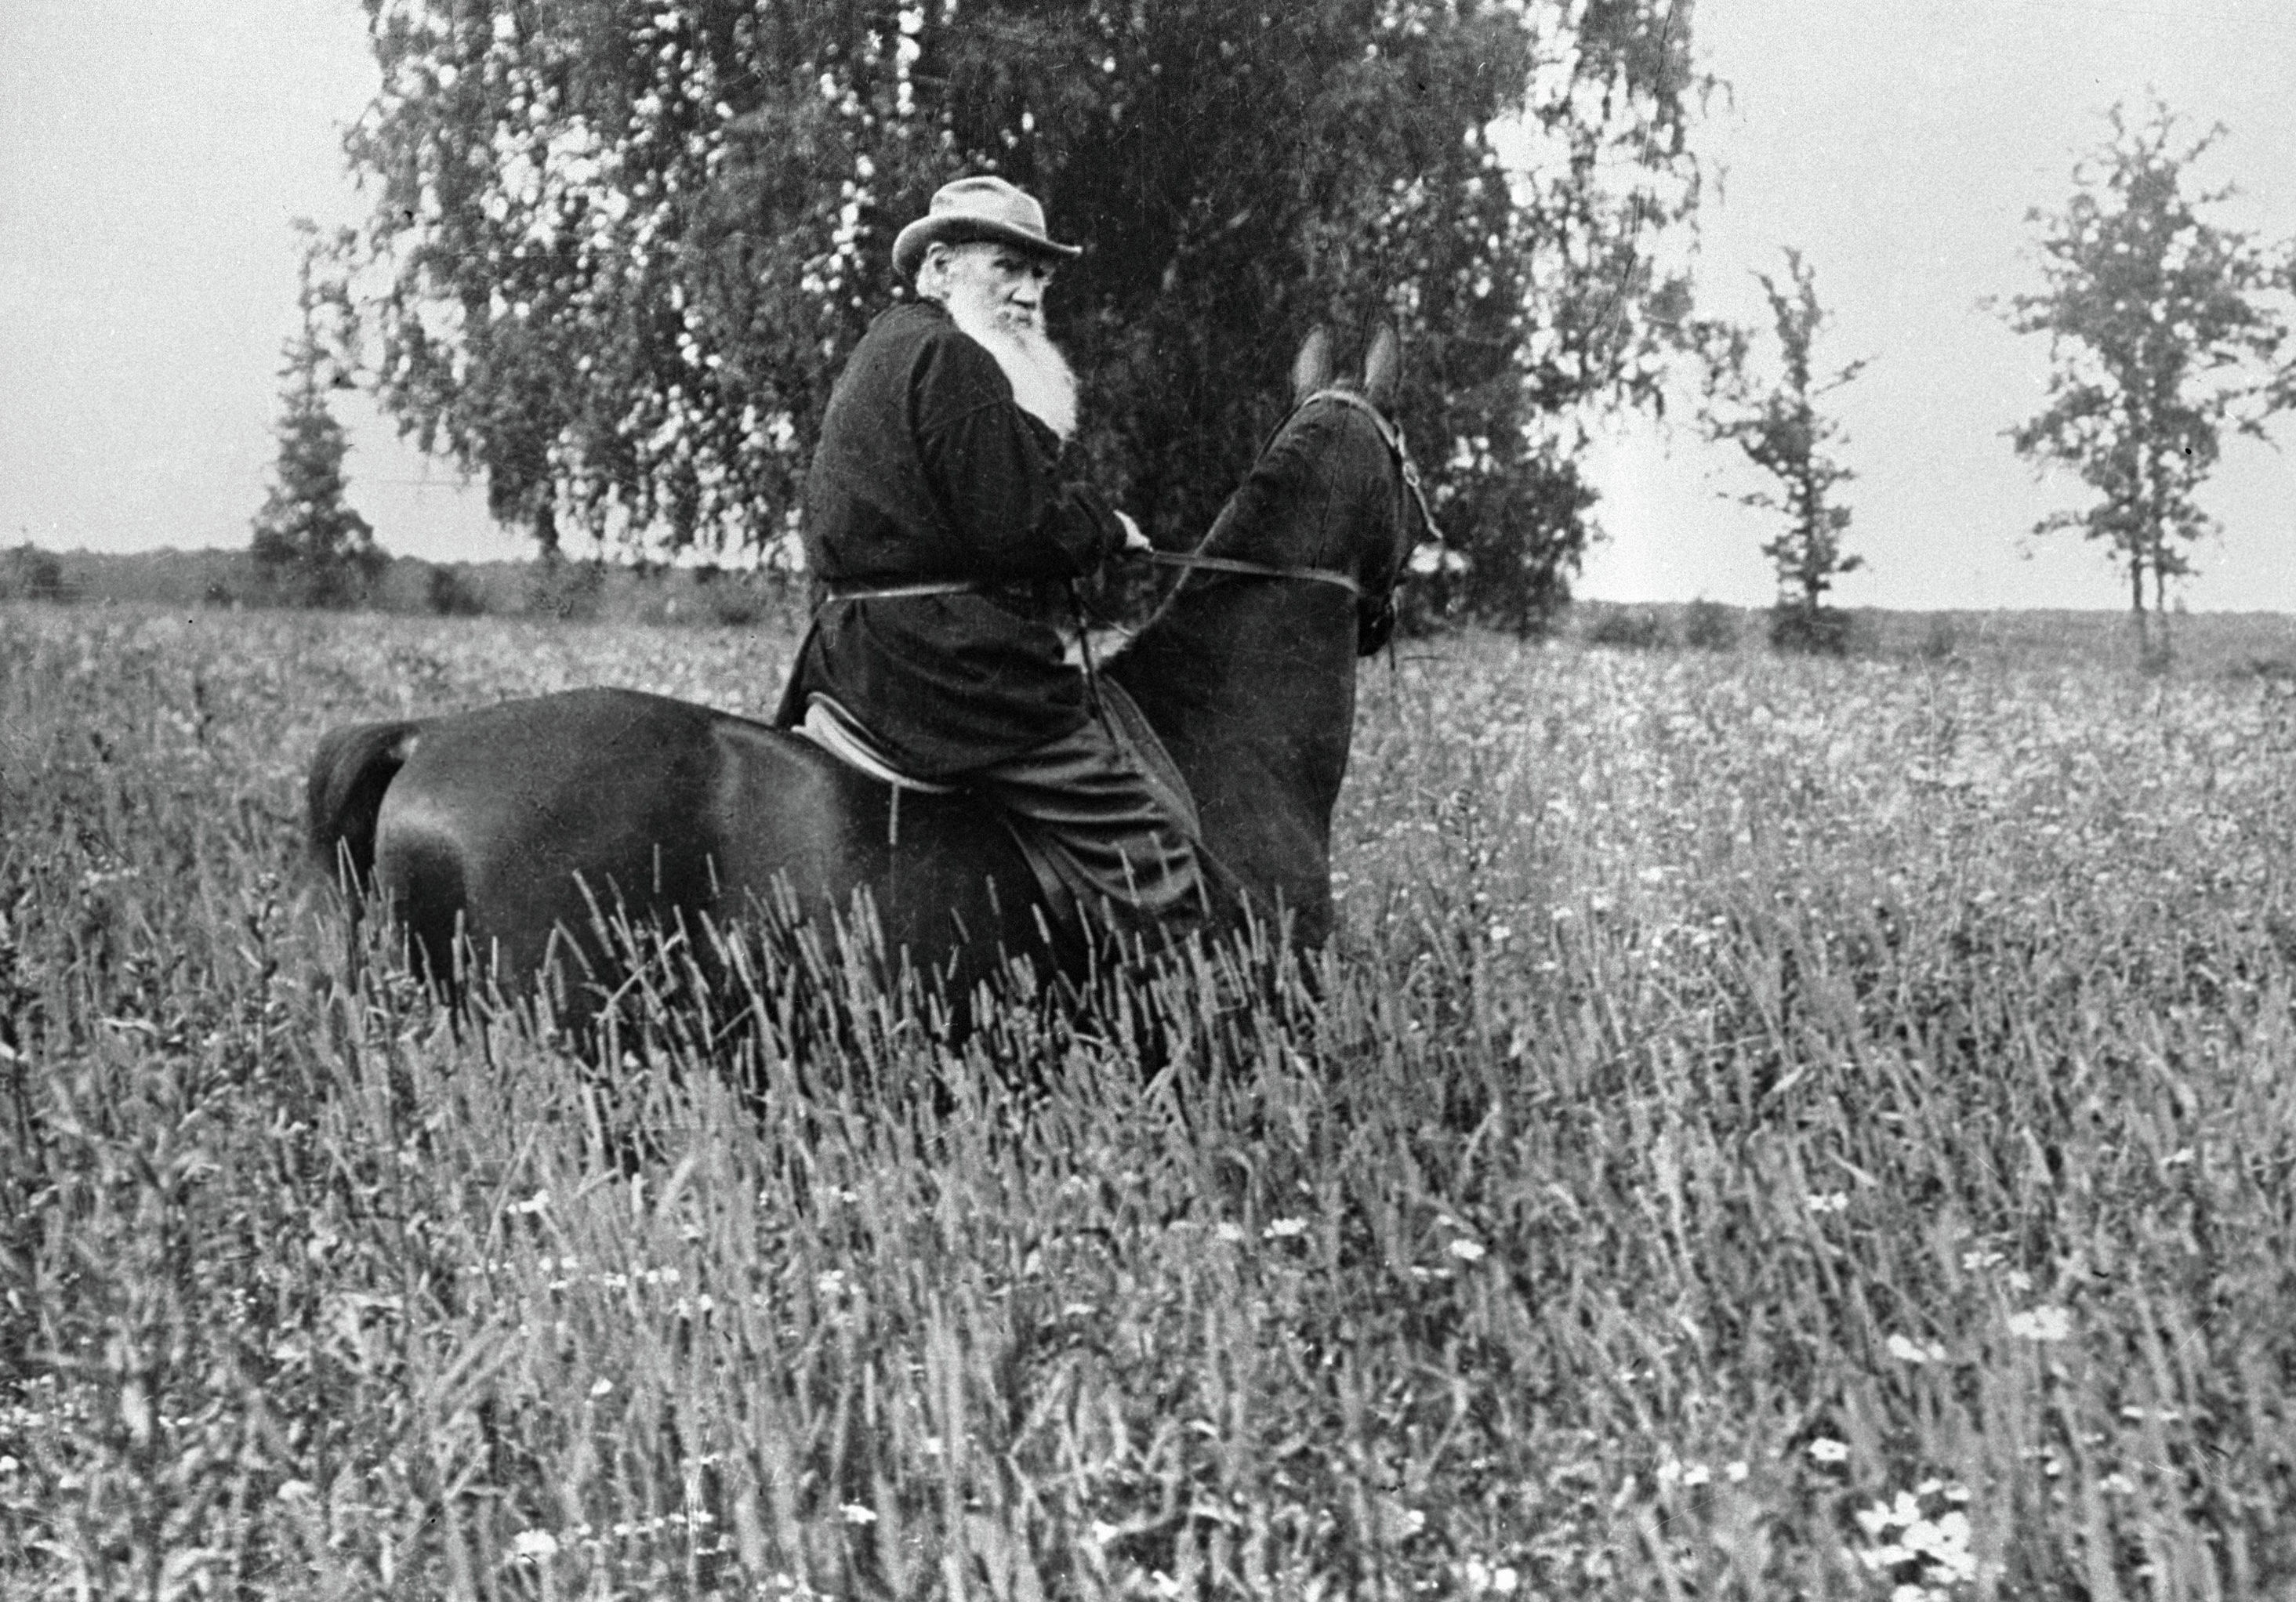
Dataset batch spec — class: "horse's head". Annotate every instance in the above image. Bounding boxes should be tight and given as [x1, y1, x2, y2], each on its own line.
[1111, 322, 1441, 938]
[1250, 323, 1439, 655]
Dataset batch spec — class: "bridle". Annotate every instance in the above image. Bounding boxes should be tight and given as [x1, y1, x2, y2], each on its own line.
[1144, 386, 1440, 654]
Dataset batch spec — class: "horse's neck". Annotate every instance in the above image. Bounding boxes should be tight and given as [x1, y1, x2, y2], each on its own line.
[1107, 571, 1359, 941]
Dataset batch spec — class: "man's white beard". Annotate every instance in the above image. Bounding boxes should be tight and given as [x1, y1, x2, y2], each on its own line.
[943, 289, 1079, 443]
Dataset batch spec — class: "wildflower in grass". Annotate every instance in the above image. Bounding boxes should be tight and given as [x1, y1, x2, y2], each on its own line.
[1855, 1482, 1977, 1598]
[1460, 1557, 1522, 1594]
[840, 1502, 877, 1525]
[2007, 1305, 2072, 1342]
[589, 1378, 613, 1397]
[1264, 1217, 1308, 1240]
[1214, 1221, 1247, 1245]
[1887, 1332, 1949, 1365]
[1657, 1456, 1712, 1489]
[1726, 1460, 1750, 1483]
[510, 1189, 550, 1215]
[1807, 1191, 1850, 1214]
[510, 1528, 559, 1560]
[1807, 1437, 1850, 1465]
[1447, 1236, 1488, 1263]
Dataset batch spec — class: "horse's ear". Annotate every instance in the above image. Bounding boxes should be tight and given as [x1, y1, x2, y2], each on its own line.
[1362, 323, 1402, 411]
[1290, 326, 1335, 405]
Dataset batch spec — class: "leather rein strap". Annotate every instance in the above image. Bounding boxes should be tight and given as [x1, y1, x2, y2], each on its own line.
[1145, 548, 1362, 598]
[821, 577, 979, 603]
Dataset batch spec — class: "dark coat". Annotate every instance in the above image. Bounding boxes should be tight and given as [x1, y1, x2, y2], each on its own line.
[777, 301, 1124, 777]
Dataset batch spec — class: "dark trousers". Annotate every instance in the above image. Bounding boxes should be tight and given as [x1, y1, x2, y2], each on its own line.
[965, 695, 1214, 939]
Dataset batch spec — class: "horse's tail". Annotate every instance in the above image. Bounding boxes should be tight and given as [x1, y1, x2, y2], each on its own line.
[306, 719, 420, 897]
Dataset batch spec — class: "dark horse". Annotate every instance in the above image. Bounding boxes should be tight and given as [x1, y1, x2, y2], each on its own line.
[306, 326, 1431, 1025]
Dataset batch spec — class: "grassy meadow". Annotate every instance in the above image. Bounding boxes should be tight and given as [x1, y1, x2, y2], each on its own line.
[4, 599, 2295, 1599]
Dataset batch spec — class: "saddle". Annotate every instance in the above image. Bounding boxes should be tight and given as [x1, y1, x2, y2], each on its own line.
[792, 690, 1204, 942]
[795, 695, 959, 795]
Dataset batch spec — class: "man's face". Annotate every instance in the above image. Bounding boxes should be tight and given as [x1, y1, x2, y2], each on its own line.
[928, 243, 1055, 335]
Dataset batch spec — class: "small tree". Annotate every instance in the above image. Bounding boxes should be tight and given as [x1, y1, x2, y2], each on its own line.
[1702, 248, 1868, 649]
[2000, 100, 2293, 641]
[252, 224, 386, 607]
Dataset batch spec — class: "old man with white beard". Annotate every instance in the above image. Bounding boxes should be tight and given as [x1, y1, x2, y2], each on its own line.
[775, 176, 1217, 941]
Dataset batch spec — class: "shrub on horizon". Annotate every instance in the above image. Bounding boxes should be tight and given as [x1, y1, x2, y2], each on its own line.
[1586, 606, 1670, 651]
[1768, 603, 1856, 656]
[1, 542, 67, 602]
[1682, 599, 1738, 651]
[525, 556, 607, 622]
[426, 563, 489, 618]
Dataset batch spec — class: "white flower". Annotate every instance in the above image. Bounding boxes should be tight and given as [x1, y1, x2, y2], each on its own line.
[1906, 1510, 1975, 1579]
[1462, 1557, 1521, 1594]
[2007, 1305, 2072, 1342]
[589, 1378, 613, 1397]
[510, 1529, 559, 1560]
[1806, 1191, 1850, 1214]
[1887, 1332, 1948, 1365]
[1446, 1237, 1488, 1263]
[1806, 1437, 1850, 1465]
[840, 1502, 877, 1525]
[1264, 1217, 1308, 1239]
[1214, 1221, 1247, 1245]
[1725, 1460, 1749, 1483]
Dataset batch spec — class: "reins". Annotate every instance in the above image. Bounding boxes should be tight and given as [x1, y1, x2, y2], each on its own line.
[1144, 386, 1437, 602]
[1144, 548, 1363, 598]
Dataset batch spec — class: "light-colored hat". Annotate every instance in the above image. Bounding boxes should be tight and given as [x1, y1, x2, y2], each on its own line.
[891, 176, 1081, 278]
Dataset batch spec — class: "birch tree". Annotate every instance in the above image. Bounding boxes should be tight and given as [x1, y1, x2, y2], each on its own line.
[344, 0, 1707, 627]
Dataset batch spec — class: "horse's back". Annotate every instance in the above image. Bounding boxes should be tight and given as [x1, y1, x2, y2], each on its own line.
[364, 687, 1037, 998]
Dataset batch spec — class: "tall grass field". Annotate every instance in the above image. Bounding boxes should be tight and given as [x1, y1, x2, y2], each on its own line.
[4, 601, 2295, 1599]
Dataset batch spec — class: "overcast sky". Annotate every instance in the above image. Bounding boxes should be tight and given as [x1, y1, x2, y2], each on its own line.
[3, 1, 2292, 610]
